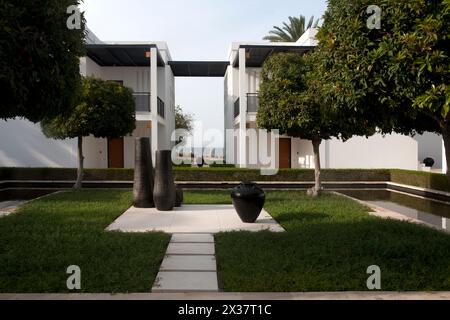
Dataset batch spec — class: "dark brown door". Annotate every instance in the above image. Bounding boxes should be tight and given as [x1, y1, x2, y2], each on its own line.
[108, 138, 124, 168]
[279, 138, 291, 169]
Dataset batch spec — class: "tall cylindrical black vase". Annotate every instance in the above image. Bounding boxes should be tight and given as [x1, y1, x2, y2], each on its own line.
[133, 137, 154, 208]
[153, 150, 176, 211]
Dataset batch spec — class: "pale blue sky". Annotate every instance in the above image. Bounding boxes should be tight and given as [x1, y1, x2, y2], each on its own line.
[80, 0, 328, 147]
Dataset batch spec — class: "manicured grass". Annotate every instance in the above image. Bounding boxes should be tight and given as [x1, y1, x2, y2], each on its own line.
[213, 191, 450, 292]
[2, 189, 449, 293]
[0, 190, 170, 293]
[183, 190, 231, 204]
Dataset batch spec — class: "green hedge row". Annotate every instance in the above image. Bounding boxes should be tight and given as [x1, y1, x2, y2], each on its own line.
[0, 167, 448, 192]
[0, 168, 134, 181]
[172, 168, 391, 182]
[390, 170, 450, 193]
[0, 167, 389, 182]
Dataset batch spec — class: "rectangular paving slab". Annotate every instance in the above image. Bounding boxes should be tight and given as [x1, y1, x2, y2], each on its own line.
[152, 271, 218, 292]
[107, 205, 285, 233]
[171, 233, 214, 243]
[166, 243, 215, 255]
[160, 255, 217, 271]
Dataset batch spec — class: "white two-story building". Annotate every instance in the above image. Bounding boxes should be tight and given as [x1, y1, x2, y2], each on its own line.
[0, 29, 176, 169]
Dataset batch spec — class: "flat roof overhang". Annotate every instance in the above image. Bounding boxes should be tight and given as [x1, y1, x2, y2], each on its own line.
[169, 61, 229, 77]
[233, 45, 315, 67]
[85, 44, 165, 67]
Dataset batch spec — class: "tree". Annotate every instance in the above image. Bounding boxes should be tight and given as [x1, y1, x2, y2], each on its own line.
[258, 53, 356, 196]
[316, 0, 450, 180]
[41, 77, 136, 188]
[175, 105, 194, 132]
[263, 15, 319, 42]
[0, 0, 86, 122]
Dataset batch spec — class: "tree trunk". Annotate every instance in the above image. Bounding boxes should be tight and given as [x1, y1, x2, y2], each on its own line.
[308, 135, 322, 197]
[442, 125, 450, 183]
[74, 136, 84, 189]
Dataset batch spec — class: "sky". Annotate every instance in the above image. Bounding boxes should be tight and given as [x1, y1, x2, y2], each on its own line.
[80, 0, 328, 147]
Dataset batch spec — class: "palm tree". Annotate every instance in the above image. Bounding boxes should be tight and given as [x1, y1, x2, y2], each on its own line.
[263, 15, 319, 42]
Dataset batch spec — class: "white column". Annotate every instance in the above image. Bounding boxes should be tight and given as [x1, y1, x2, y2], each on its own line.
[150, 47, 158, 162]
[238, 48, 248, 167]
[443, 138, 447, 174]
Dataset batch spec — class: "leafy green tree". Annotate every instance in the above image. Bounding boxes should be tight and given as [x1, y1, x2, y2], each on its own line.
[42, 77, 136, 188]
[316, 0, 450, 180]
[0, 0, 86, 122]
[263, 15, 319, 42]
[258, 52, 370, 196]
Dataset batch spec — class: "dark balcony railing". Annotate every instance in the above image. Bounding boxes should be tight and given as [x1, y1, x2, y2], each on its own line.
[133, 93, 165, 118]
[157, 97, 165, 118]
[233, 93, 259, 118]
[234, 98, 240, 118]
[247, 93, 259, 113]
[133, 92, 150, 112]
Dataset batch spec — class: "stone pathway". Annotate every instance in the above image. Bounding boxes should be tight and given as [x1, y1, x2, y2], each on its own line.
[107, 204, 284, 233]
[152, 233, 219, 293]
[0, 201, 25, 217]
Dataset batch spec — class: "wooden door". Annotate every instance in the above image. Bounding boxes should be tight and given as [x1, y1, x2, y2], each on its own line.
[279, 138, 291, 169]
[108, 138, 124, 168]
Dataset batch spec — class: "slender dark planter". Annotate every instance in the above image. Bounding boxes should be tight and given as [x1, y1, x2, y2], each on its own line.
[133, 138, 154, 208]
[153, 150, 176, 211]
[231, 182, 265, 223]
[175, 185, 183, 207]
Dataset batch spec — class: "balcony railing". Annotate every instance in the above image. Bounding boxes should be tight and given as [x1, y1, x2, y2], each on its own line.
[157, 97, 165, 119]
[133, 93, 165, 119]
[234, 98, 240, 118]
[133, 92, 150, 112]
[234, 93, 259, 118]
[247, 93, 259, 113]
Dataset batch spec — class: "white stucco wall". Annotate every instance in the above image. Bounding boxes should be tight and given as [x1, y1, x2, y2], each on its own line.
[322, 134, 419, 170]
[291, 138, 314, 169]
[414, 132, 443, 168]
[0, 119, 77, 167]
[443, 140, 447, 174]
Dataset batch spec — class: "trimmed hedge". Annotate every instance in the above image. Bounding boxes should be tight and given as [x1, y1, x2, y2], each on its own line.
[0, 167, 448, 192]
[390, 170, 450, 193]
[173, 168, 390, 182]
[0, 167, 134, 181]
[0, 167, 389, 182]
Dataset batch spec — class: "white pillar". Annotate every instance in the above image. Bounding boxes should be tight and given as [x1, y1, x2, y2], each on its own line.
[443, 138, 447, 174]
[150, 47, 158, 162]
[238, 48, 247, 167]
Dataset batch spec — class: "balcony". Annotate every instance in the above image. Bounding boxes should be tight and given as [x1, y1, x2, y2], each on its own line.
[157, 97, 165, 118]
[133, 92, 150, 112]
[133, 93, 165, 119]
[234, 93, 259, 118]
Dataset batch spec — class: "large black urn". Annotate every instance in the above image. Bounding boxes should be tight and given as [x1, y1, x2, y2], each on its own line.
[231, 182, 265, 223]
[153, 150, 176, 211]
[133, 137, 154, 208]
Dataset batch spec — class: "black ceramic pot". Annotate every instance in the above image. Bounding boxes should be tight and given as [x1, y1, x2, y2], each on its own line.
[175, 185, 183, 207]
[231, 182, 265, 223]
[133, 138, 154, 208]
[153, 150, 176, 211]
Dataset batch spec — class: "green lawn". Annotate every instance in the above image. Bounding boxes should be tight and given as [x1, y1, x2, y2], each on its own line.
[1, 189, 449, 293]
[0, 190, 170, 293]
[211, 191, 450, 292]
